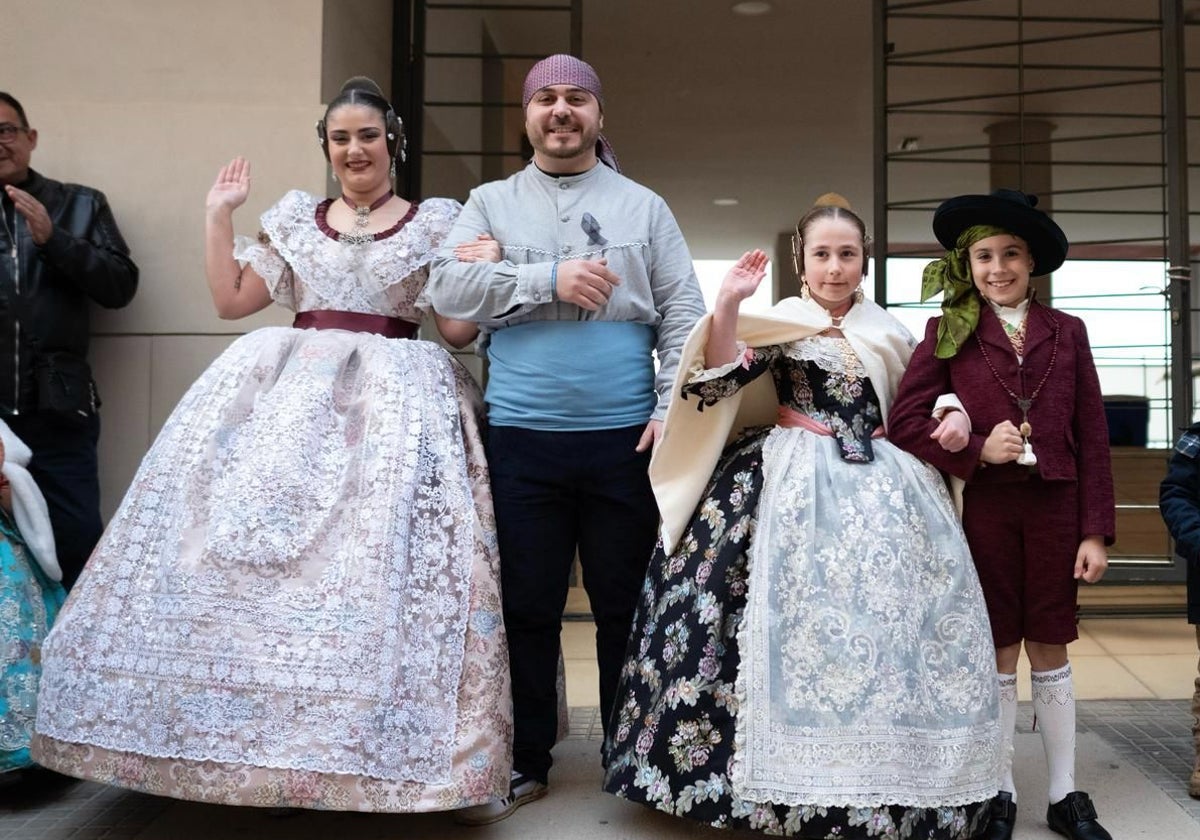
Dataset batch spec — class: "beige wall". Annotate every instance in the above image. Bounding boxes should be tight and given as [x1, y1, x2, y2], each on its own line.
[3, 0, 394, 518]
[321, 0, 393, 103]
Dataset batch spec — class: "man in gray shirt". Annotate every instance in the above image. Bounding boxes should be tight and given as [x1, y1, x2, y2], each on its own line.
[428, 54, 705, 823]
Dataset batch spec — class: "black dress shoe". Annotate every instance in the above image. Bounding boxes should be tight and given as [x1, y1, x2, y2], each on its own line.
[982, 790, 1016, 840]
[1046, 791, 1113, 840]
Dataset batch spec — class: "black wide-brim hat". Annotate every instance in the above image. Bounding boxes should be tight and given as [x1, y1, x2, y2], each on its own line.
[932, 188, 1069, 275]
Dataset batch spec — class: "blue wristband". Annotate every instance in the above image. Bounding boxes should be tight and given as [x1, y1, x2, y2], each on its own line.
[550, 260, 559, 301]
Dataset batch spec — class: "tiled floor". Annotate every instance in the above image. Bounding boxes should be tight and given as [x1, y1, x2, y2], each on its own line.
[0, 773, 169, 840]
[3, 616, 1198, 838]
[1072, 700, 1200, 823]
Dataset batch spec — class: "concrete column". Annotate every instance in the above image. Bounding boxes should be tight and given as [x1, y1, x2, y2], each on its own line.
[985, 118, 1056, 301]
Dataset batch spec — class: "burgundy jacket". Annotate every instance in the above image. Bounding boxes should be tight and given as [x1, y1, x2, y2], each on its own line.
[888, 301, 1116, 543]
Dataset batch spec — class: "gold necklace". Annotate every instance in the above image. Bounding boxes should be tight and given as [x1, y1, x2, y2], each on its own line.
[975, 311, 1061, 466]
[837, 336, 859, 387]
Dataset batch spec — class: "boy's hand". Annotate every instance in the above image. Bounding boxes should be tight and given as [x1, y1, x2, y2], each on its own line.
[1074, 535, 1108, 583]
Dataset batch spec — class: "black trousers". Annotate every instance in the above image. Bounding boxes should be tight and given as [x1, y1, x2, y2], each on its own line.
[5, 411, 103, 589]
[487, 424, 659, 784]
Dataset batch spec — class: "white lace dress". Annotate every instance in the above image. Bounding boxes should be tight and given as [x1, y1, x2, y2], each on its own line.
[32, 191, 512, 812]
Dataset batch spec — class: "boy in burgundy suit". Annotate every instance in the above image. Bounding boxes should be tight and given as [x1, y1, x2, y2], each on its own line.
[889, 190, 1115, 840]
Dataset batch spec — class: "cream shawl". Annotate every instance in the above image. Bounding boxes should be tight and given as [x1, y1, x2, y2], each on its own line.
[650, 295, 916, 554]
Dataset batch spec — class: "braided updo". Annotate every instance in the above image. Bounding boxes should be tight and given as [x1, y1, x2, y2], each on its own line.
[791, 192, 872, 279]
[316, 76, 405, 164]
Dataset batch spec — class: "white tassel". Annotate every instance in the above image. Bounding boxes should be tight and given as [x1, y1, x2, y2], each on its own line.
[1017, 440, 1038, 466]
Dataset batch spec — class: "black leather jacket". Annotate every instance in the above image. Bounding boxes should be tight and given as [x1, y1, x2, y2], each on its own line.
[0, 169, 138, 415]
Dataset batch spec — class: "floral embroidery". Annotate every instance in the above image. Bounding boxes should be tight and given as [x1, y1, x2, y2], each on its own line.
[666, 715, 721, 771]
[686, 337, 882, 462]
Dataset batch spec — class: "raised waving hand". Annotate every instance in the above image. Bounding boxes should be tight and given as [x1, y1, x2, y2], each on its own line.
[717, 249, 769, 305]
[206, 157, 252, 215]
[705, 249, 770, 368]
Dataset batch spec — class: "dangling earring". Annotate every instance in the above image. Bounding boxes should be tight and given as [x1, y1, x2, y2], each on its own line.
[389, 159, 397, 180]
[853, 286, 864, 304]
[800, 280, 811, 301]
[331, 170, 339, 184]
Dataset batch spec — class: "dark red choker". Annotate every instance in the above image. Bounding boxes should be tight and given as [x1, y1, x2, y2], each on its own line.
[339, 190, 394, 245]
[341, 190, 393, 213]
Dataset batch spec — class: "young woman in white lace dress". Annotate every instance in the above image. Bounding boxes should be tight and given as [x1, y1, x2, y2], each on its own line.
[31, 77, 511, 812]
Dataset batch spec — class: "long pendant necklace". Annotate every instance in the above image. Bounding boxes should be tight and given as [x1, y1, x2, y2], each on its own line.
[975, 312, 1060, 466]
[339, 190, 393, 245]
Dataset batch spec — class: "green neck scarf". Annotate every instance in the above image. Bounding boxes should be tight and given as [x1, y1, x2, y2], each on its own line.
[921, 224, 1009, 358]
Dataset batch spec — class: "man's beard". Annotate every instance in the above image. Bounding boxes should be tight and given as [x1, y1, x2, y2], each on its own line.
[532, 122, 599, 160]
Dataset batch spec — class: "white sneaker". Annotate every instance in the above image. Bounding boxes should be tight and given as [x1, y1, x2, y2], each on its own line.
[454, 772, 548, 826]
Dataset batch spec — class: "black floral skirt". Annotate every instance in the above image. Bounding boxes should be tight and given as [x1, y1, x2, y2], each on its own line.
[602, 428, 990, 838]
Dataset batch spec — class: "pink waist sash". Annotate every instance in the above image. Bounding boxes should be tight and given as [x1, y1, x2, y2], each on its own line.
[776, 405, 885, 438]
[293, 309, 418, 339]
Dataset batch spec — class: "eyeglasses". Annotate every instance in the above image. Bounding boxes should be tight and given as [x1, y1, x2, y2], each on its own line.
[0, 124, 30, 144]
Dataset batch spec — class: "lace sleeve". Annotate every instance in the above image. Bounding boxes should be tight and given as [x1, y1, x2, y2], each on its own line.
[233, 233, 295, 309]
[369, 198, 462, 319]
[411, 266, 433, 317]
[410, 198, 464, 318]
[683, 343, 780, 408]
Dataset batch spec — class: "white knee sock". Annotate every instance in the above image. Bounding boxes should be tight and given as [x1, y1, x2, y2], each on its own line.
[1032, 662, 1076, 803]
[998, 672, 1018, 799]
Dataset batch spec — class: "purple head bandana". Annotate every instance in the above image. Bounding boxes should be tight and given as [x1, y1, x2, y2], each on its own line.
[522, 54, 603, 109]
[522, 54, 620, 172]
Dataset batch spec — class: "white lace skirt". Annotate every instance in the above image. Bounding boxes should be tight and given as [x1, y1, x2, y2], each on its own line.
[732, 427, 1001, 808]
[33, 326, 511, 811]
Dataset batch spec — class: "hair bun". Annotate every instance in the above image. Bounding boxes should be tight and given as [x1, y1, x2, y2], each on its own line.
[813, 192, 852, 211]
[339, 76, 386, 98]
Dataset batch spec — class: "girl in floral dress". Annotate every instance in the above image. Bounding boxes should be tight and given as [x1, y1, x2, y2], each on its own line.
[603, 196, 1001, 838]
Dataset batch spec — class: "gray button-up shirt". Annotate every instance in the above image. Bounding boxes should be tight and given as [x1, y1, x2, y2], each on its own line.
[427, 162, 706, 420]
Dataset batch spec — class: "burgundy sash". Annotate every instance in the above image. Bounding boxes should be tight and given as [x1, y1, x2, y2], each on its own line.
[293, 310, 418, 339]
